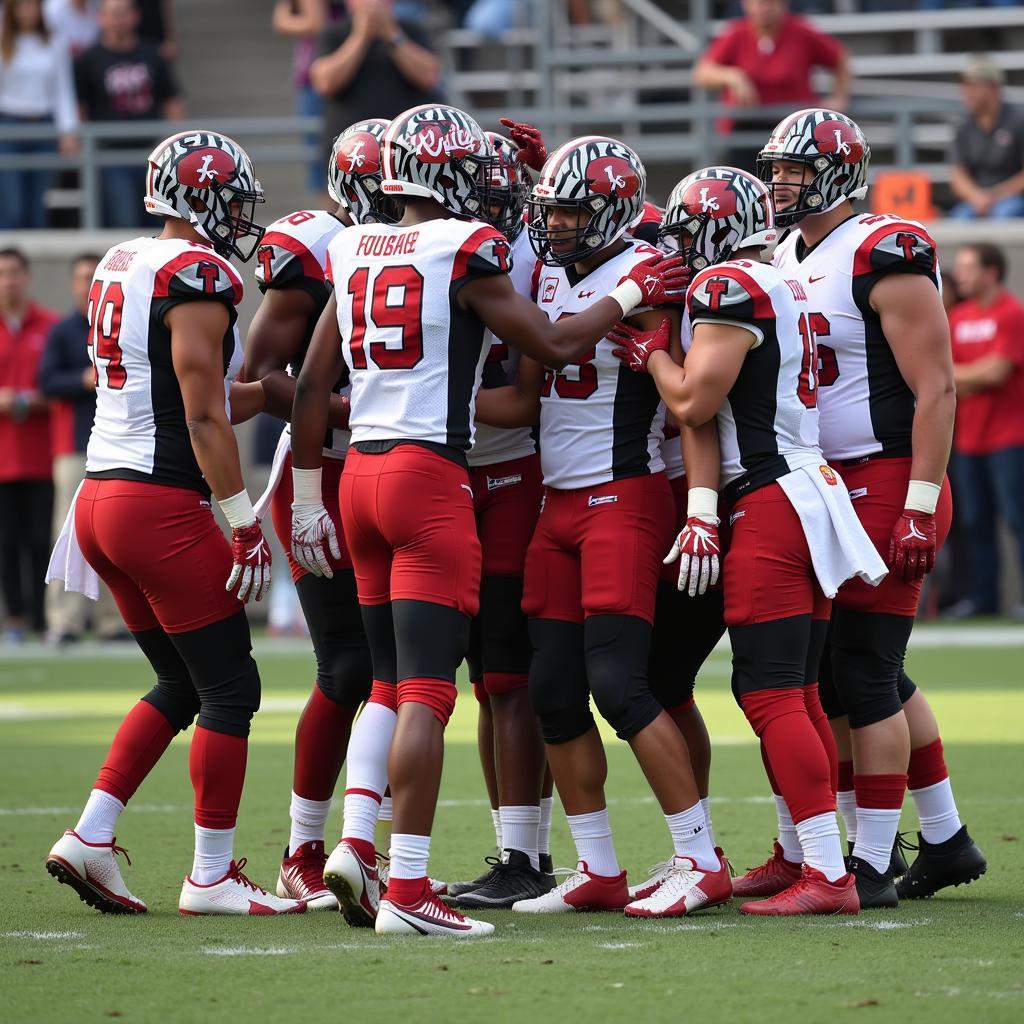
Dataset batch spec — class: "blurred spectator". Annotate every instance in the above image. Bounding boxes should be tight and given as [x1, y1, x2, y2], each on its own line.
[947, 244, 1024, 620]
[0, 248, 57, 642]
[310, 0, 443, 177]
[949, 55, 1024, 220]
[0, 0, 79, 230]
[134, 0, 178, 62]
[43, 0, 100, 56]
[37, 253, 124, 645]
[74, 0, 184, 228]
[694, 0, 850, 171]
[462, 0, 533, 34]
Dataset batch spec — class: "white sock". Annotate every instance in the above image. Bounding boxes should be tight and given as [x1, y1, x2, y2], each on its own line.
[665, 801, 718, 871]
[491, 807, 503, 851]
[340, 701, 395, 844]
[288, 792, 331, 856]
[774, 795, 803, 865]
[538, 796, 554, 857]
[837, 789, 858, 844]
[500, 805, 540, 869]
[389, 833, 431, 880]
[853, 807, 902, 874]
[910, 779, 962, 845]
[379, 795, 393, 823]
[795, 811, 846, 882]
[342, 791, 381, 845]
[700, 797, 716, 849]
[566, 808, 620, 877]
[74, 789, 124, 844]
[191, 824, 234, 884]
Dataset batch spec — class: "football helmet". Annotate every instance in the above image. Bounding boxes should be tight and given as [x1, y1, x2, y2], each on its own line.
[328, 118, 399, 225]
[756, 108, 870, 227]
[527, 135, 646, 266]
[660, 166, 777, 272]
[380, 104, 493, 218]
[144, 130, 265, 261]
[482, 131, 531, 241]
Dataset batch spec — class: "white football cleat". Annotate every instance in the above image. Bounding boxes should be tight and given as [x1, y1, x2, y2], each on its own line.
[376, 889, 494, 937]
[627, 856, 675, 901]
[512, 861, 628, 913]
[277, 841, 338, 910]
[179, 859, 306, 915]
[624, 854, 733, 918]
[46, 830, 146, 914]
[324, 840, 379, 927]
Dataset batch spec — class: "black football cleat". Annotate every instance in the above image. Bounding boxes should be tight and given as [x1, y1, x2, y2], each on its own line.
[847, 836, 910, 879]
[896, 826, 987, 900]
[539, 852, 554, 875]
[445, 858, 501, 899]
[451, 849, 556, 910]
[847, 856, 898, 910]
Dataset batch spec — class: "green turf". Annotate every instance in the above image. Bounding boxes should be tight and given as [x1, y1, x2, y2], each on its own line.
[1, 631, 1022, 1023]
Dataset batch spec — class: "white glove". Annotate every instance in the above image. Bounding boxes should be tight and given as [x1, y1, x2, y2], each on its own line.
[663, 487, 721, 597]
[290, 467, 341, 578]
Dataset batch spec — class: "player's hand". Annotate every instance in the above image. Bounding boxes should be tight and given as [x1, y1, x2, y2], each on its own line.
[626, 253, 692, 307]
[499, 117, 548, 171]
[887, 509, 937, 583]
[291, 501, 342, 579]
[227, 522, 272, 602]
[609, 317, 671, 373]
[664, 515, 721, 597]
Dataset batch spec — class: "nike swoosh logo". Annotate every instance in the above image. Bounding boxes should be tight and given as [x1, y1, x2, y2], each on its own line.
[578, 290, 595, 299]
[808, 275, 827, 284]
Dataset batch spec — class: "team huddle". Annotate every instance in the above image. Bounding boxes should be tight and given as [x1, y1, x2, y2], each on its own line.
[43, 100, 987, 937]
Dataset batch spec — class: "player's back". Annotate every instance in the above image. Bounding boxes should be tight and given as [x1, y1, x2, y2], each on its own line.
[685, 258, 821, 502]
[86, 235, 243, 494]
[328, 216, 510, 451]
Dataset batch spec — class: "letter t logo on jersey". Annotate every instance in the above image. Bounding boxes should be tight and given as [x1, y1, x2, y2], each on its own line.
[704, 276, 729, 311]
[895, 232, 918, 262]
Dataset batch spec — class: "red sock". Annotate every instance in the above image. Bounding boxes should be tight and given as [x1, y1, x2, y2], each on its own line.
[292, 685, 356, 801]
[759, 738, 780, 795]
[385, 875, 428, 906]
[803, 683, 838, 797]
[95, 700, 175, 804]
[908, 738, 949, 791]
[190, 726, 247, 829]
[741, 688, 834, 823]
[838, 759, 854, 793]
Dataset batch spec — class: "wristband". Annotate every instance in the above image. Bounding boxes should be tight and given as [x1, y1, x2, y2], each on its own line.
[905, 479, 941, 515]
[686, 486, 720, 523]
[292, 466, 324, 505]
[218, 489, 256, 529]
[608, 279, 643, 318]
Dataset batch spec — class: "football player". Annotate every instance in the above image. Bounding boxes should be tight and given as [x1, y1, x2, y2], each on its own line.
[241, 120, 394, 910]
[289, 105, 687, 937]
[45, 131, 305, 915]
[614, 165, 890, 915]
[757, 109, 986, 905]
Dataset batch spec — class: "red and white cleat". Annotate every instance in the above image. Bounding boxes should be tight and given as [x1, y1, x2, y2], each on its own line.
[277, 841, 337, 910]
[627, 857, 675, 901]
[377, 851, 447, 897]
[324, 840, 379, 927]
[46, 830, 146, 915]
[179, 859, 307, 915]
[739, 863, 860, 916]
[512, 861, 628, 913]
[624, 853, 732, 918]
[732, 841, 802, 898]
[376, 884, 494, 937]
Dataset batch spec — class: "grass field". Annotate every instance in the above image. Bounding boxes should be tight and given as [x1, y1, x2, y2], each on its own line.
[1, 627, 1022, 1023]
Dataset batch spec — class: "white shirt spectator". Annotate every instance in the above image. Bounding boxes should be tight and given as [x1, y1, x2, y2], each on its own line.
[0, 31, 78, 133]
[44, 0, 100, 55]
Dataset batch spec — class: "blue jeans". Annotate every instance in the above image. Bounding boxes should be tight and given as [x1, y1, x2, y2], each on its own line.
[949, 194, 1024, 220]
[0, 114, 55, 230]
[950, 446, 1024, 612]
[100, 162, 149, 228]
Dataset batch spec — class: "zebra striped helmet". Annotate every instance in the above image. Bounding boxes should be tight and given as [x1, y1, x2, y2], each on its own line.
[380, 104, 493, 218]
[144, 129, 265, 261]
[527, 136, 646, 267]
[482, 131, 531, 242]
[328, 118, 399, 225]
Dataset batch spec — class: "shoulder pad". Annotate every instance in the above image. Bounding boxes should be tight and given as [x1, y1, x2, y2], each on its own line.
[454, 225, 511, 281]
[852, 220, 937, 280]
[154, 251, 242, 305]
[688, 264, 775, 322]
[255, 231, 325, 290]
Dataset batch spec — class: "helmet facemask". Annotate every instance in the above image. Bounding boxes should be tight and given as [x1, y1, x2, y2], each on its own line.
[756, 153, 832, 228]
[527, 194, 612, 267]
[193, 181, 266, 262]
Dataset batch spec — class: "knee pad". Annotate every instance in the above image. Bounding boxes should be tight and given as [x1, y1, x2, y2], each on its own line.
[729, 615, 811, 704]
[478, 575, 531, 677]
[527, 618, 594, 745]
[830, 610, 912, 729]
[649, 584, 725, 709]
[397, 678, 458, 727]
[739, 686, 807, 738]
[585, 614, 662, 741]
[393, 599, 470, 685]
[315, 645, 373, 709]
[134, 627, 200, 733]
[359, 602, 398, 685]
[897, 666, 917, 705]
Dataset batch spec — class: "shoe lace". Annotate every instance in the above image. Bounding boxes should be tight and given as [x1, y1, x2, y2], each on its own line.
[895, 832, 918, 855]
[640, 857, 674, 883]
[550, 866, 591, 897]
[376, 852, 391, 885]
[230, 858, 269, 895]
[646, 859, 702, 901]
[110, 839, 132, 867]
[424, 890, 466, 924]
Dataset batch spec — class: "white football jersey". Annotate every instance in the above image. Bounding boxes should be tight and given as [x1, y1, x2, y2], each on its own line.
[684, 259, 822, 502]
[85, 236, 243, 494]
[772, 213, 939, 462]
[327, 217, 510, 450]
[661, 419, 685, 481]
[468, 227, 537, 467]
[536, 238, 666, 490]
[255, 208, 349, 459]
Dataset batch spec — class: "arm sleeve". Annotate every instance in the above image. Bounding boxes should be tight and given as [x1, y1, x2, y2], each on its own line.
[51, 40, 79, 134]
[152, 253, 243, 323]
[687, 266, 776, 347]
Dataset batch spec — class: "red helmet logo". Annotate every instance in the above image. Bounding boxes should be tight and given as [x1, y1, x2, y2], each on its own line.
[682, 178, 738, 219]
[411, 121, 479, 164]
[337, 132, 380, 175]
[177, 147, 237, 188]
[586, 156, 640, 198]
[813, 120, 863, 164]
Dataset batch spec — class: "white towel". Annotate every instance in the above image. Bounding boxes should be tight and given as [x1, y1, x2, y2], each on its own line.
[44, 480, 101, 601]
[777, 463, 888, 599]
[254, 425, 292, 521]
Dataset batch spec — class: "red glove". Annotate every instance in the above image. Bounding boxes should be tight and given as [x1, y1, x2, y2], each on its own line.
[887, 510, 937, 583]
[609, 317, 671, 373]
[227, 522, 272, 602]
[624, 254, 692, 307]
[499, 117, 548, 171]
